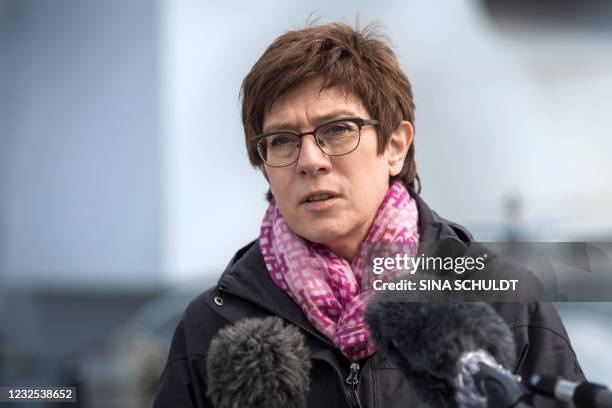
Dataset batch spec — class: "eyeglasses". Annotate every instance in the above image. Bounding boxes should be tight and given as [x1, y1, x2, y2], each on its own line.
[253, 117, 379, 167]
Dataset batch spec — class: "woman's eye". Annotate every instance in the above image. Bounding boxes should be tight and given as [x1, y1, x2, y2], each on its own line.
[328, 124, 349, 134]
[270, 135, 292, 146]
[320, 121, 356, 136]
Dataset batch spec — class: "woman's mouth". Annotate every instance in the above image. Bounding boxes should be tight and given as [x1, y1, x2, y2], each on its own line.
[305, 193, 335, 202]
[301, 192, 339, 210]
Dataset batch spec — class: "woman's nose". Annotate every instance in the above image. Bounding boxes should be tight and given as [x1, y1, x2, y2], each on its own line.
[296, 134, 331, 175]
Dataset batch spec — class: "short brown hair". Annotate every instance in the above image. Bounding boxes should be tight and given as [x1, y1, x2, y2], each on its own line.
[241, 22, 420, 201]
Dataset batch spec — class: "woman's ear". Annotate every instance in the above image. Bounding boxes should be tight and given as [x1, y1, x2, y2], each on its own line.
[387, 121, 414, 177]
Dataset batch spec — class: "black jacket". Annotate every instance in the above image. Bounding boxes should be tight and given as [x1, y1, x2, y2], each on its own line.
[154, 191, 585, 408]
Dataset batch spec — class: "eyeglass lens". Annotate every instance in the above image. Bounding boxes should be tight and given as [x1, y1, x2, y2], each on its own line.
[257, 119, 361, 167]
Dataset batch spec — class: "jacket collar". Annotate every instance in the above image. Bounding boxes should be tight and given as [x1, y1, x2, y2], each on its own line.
[216, 188, 476, 342]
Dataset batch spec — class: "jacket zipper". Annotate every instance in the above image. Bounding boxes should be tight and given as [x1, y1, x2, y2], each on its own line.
[346, 362, 362, 408]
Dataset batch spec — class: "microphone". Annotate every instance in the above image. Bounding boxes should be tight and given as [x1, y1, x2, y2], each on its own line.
[528, 374, 612, 408]
[206, 316, 311, 408]
[364, 299, 531, 408]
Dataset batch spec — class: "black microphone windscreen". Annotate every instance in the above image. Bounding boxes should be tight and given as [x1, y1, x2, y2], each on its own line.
[364, 299, 516, 406]
[206, 316, 311, 408]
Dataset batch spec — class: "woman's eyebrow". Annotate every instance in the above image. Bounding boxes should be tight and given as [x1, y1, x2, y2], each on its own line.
[263, 110, 360, 132]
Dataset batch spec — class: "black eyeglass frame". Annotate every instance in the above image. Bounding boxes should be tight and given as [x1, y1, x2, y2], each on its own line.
[252, 117, 379, 167]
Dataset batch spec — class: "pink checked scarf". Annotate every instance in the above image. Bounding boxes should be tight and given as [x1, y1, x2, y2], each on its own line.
[259, 181, 419, 361]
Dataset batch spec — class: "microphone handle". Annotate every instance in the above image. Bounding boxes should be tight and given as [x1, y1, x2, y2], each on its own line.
[595, 391, 612, 408]
[575, 382, 612, 408]
[529, 374, 612, 408]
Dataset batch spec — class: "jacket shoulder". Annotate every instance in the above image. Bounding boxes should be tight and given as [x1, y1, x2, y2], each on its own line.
[172, 240, 271, 357]
[154, 241, 276, 408]
[494, 300, 585, 386]
[164, 287, 230, 361]
[154, 287, 224, 408]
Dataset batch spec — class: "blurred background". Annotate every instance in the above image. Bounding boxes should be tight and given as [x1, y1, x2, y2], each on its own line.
[1, 0, 611, 406]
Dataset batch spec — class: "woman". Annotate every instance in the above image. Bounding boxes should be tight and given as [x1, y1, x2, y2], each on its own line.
[154, 23, 584, 408]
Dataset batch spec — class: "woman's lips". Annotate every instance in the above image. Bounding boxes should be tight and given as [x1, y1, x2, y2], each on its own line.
[301, 196, 338, 211]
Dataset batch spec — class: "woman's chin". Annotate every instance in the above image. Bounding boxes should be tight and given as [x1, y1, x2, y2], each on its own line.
[295, 223, 351, 250]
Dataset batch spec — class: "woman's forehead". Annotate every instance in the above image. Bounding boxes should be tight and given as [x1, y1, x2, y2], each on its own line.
[263, 80, 369, 130]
